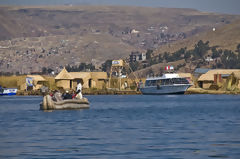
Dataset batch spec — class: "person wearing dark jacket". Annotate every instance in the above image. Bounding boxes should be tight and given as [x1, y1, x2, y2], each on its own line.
[62, 90, 72, 100]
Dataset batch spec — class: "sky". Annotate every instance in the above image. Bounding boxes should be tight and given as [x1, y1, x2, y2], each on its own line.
[0, 0, 240, 15]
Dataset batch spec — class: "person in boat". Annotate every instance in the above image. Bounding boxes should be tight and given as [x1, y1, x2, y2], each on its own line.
[72, 90, 77, 99]
[76, 82, 83, 99]
[49, 90, 54, 98]
[62, 90, 72, 100]
[52, 90, 63, 102]
[40, 85, 48, 96]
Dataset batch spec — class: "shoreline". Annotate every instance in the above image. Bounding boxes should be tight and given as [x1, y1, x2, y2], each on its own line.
[185, 88, 240, 95]
[15, 88, 240, 96]
[16, 89, 142, 96]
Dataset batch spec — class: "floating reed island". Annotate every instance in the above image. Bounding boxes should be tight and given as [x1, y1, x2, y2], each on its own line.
[186, 87, 240, 95]
[1, 68, 240, 96]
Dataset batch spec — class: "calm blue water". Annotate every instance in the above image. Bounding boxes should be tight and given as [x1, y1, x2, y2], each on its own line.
[0, 95, 240, 159]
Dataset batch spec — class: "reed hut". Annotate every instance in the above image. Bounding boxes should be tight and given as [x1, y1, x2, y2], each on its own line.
[24, 75, 47, 90]
[55, 68, 108, 90]
[198, 69, 240, 89]
[54, 68, 74, 90]
[90, 72, 108, 89]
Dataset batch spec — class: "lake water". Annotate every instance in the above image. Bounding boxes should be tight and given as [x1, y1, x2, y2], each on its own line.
[0, 95, 240, 159]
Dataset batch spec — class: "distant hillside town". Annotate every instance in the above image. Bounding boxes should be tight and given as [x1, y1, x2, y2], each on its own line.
[0, 6, 239, 75]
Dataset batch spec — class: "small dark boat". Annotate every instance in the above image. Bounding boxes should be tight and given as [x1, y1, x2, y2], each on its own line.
[40, 95, 90, 110]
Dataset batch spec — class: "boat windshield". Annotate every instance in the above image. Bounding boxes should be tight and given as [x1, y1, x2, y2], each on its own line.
[145, 78, 190, 86]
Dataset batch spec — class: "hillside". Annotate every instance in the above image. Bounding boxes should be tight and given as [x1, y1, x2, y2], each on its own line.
[131, 20, 240, 77]
[0, 6, 238, 40]
[0, 5, 239, 74]
[0, 33, 138, 73]
[155, 19, 240, 54]
[130, 60, 185, 78]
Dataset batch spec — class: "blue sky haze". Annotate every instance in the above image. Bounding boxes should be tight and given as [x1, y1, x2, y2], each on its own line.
[0, 0, 239, 14]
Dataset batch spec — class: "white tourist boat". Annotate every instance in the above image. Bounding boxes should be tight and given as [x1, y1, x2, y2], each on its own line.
[140, 73, 192, 95]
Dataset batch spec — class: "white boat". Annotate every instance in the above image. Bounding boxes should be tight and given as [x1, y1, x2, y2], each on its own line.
[0, 87, 17, 96]
[140, 73, 192, 95]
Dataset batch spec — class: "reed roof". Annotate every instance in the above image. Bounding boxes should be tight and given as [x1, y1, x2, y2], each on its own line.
[198, 69, 240, 81]
[69, 72, 91, 79]
[55, 68, 107, 80]
[90, 72, 108, 79]
[27, 75, 46, 81]
[55, 68, 73, 80]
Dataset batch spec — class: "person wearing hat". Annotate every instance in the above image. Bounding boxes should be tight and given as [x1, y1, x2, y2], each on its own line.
[63, 90, 72, 100]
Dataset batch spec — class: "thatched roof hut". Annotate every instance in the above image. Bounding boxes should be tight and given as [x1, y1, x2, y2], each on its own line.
[55, 68, 73, 80]
[27, 75, 46, 82]
[55, 68, 108, 90]
[25, 75, 47, 90]
[198, 69, 240, 81]
[198, 69, 240, 89]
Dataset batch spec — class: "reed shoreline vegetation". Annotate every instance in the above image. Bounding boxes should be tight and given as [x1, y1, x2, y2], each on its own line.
[1, 75, 240, 95]
[0, 75, 58, 90]
[186, 87, 240, 95]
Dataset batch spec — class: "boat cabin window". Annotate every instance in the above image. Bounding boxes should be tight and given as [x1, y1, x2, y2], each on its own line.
[145, 80, 157, 86]
[172, 78, 189, 84]
[145, 78, 189, 86]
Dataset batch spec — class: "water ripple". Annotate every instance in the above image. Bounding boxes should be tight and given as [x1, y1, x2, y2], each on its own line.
[0, 95, 240, 159]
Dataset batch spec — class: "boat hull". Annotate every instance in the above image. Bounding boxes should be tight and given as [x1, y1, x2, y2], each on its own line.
[0, 88, 17, 96]
[40, 95, 90, 110]
[140, 84, 191, 95]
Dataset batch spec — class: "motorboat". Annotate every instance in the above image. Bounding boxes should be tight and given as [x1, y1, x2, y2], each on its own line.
[140, 73, 192, 95]
[0, 87, 17, 96]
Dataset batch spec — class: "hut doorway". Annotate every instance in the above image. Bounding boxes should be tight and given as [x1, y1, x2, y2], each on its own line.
[70, 80, 73, 89]
[89, 79, 92, 88]
[198, 81, 203, 88]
